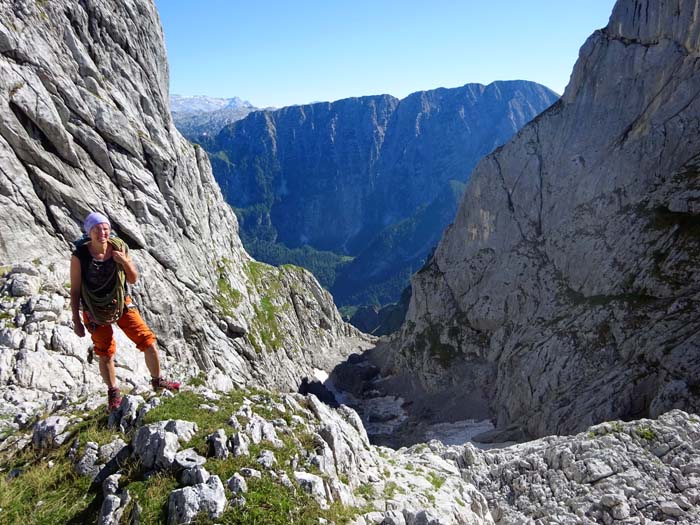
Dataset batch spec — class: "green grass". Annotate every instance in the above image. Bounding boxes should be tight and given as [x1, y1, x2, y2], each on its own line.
[251, 297, 283, 352]
[354, 483, 375, 500]
[384, 481, 401, 498]
[188, 371, 208, 388]
[123, 469, 179, 524]
[635, 425, 657, 441]
[243, 261, 285, 353]
[426, 471, 445, 490]
[0, 450, 97, 525]
[215, 259, 243, 317]
[205, 475, 317, 524]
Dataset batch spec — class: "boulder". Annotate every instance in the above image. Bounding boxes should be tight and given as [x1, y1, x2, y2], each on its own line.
[132, 424, 180, 470]
[167, 475, 226, 525]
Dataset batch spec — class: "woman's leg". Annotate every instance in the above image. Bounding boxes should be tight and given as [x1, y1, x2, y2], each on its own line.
[117, 302, 179, 391]
[99, 354, 118, 388]
[83, 312, 117, 387]
[83, 314, 120, 409]
[142, 343, 161, 379]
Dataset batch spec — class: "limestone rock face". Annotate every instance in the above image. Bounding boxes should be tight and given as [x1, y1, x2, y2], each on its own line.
[0, 0, 369, 426]
[393, 0, 700, 437]
[455, 410, 700, 524]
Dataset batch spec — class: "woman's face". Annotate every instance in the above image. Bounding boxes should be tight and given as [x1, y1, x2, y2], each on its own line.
[90, 223, 110, 243]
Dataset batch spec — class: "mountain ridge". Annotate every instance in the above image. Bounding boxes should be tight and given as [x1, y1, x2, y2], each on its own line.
[204, 80, 558, 307]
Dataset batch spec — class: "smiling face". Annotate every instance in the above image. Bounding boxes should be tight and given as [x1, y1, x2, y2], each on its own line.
[89, 222, 111, 244]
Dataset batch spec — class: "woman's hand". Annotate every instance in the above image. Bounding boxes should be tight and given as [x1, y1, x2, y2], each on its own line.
[113, 248, 138, 283]
[73, 316, 85, 337]
[112, 249, 129, 265]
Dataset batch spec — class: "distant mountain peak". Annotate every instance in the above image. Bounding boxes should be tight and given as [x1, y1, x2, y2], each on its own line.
[170, 94, 255, 114]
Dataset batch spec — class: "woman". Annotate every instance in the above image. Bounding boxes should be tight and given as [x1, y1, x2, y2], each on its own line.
[70, 212, 180, 411]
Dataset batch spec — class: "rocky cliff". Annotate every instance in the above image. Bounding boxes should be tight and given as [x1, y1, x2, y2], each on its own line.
[389, 0, 700, 439]
[206, 82, 558, 306]
[0, 0, 369, 431]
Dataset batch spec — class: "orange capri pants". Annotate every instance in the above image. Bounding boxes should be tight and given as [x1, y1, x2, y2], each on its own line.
[83, 296, 157, 357]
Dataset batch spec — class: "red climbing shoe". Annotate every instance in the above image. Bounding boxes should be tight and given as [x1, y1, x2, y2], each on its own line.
[107, 387, 122, 412]
[151, 376, 181, 392]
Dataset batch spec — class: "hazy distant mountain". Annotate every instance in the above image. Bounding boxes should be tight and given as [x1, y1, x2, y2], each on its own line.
[170, 94, 255, 113]
[171, 94, 260, 139]
[206, 81, 559, 310]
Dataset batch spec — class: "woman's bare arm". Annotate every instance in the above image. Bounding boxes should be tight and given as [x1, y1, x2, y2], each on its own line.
[70, 255, 85, 337]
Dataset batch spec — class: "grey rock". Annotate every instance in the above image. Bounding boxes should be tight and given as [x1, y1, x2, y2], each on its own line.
[227, 415, 242, 430]
[387, 0, 700, 442]
[134, 397, 161, 427]
[240, 467, 262, 479]
[32, 416, 71, 449]
[167, 475, 226, 525]
[230, 494, 246, 508]
[103, 474, 121, 497]
[457, 410, 700, 524]
[98, 438, 128, 465]
[10, 274, 40, 297]
[294, 471, 327, 508]
[75, 441, 100, 479]
[245, 414, 265, 444]
[659, 500, 684, 517]
[99, 474, 130, 525]
[364, 512, 385, 525]
[174, 448, 206, 471]
[155, 420, 198, 444]
[180, 465, 210, 487]
[230, 431, 250, 457]
[256, 449, 276, 469]
[9, 264, 40, 277]
[278, 471, 294, 489]
[326, 476, 354, 507]
[207, 429, 229, 459]
[227, 472, 247, 494]
[405, 510, 442, 525]
[383, 510, 407, 525]
[108, 395, 145, 433]
[261, 419, 284, 448]
[99, 492, 131, 525]
[132, 424, 180, 470]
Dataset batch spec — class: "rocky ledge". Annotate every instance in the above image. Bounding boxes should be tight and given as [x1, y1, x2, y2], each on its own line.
[2, 386, 699, 524]
[1, 387, 492, 524]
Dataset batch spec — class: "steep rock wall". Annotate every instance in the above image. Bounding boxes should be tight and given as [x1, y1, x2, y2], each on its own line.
[393, 0, 700, 438]
[0, 0, 368, 428]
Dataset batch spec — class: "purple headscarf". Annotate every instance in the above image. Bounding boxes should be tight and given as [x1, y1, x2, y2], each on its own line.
[84, 212, 110, 234]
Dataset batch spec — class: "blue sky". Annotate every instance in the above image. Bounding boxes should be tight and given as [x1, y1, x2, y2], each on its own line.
[154, 0, 617, 108]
